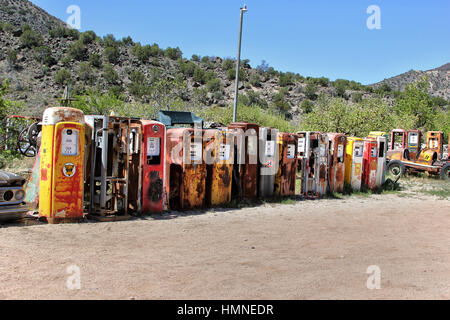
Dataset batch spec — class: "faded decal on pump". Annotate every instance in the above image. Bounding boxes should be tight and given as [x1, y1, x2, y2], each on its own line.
[247, 137, 257, 155]
[371, 147, 377, 158]
[63, 163, 76, 178]
[319, 144, 326, 157]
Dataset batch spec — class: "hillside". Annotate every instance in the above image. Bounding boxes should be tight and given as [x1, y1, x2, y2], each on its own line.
[0, 0, 449, 120]
[372, 64, 450, 100]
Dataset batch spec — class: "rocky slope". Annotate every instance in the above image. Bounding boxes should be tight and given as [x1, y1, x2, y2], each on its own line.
[0, 0, 448, 118]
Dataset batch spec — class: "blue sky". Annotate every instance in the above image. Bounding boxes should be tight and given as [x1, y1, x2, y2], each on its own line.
[30, 0, 449, 85]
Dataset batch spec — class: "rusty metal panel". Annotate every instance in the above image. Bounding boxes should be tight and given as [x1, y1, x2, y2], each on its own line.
[127, 120, 143, 214]
[327, 133, 347, 193]
[363, 139, 378, 190]
[275, 133, 298, 197]
[165, 128, 206, 210]
[228, 122, 260, 200]
[259, 127, 279, 198]
[204, 129, 234, 207]
[86, 116, 136, 218]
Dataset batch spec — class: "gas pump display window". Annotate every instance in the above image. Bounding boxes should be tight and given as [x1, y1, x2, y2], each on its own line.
[61, 129, 79, 156]
[379, 142, 385, 157]
[190, 143, 203, 161]
[147, 137, 161, 165]
[247, 136, 257, 155]
[219, 144, 231, 161]
[409, 134, 419, 146]
[337, 145, 344, 162]
[298, 138, 306, 153]
[265, 141, 275, 157]
[371, 147, 377, 158]
[287, 145, 296, 159]
[354, 145, 363, 157]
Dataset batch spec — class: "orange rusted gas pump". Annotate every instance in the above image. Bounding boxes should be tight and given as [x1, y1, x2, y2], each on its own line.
[327, 133, 347, 193]
[204, 129, 234, 207]
[362, 139, 378, 190]
[141, 120, 166, 214]
[274, 132, 298, 197]
[39, 107, 86, 224]
[165, 128, 206, 210]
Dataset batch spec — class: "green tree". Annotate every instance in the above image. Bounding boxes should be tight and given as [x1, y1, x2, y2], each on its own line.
[104, 46, 120, 64]
[103, 64, 119, 84]
[206, 78, 222, 93]
[34, 46, 56, 66]
[304, 83, 318, 100]
[68, 40, 87, 61]
[394, 78, 436, 131]
[80, 30, 96, 44]
[78, 62, 95, 83]
[54, 68, 71, 86]
[301, 100, 314, 114]
[89, 53, 102, 68]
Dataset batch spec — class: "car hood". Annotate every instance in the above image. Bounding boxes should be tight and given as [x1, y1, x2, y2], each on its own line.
[0, 171, 26, 187]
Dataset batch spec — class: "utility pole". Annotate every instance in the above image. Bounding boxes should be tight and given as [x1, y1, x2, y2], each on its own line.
[233, 5, 248, 123]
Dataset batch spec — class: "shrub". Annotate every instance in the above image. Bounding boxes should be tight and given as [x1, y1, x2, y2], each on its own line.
[249, 73, 261, 87]
[89, 53, 102, 68]
[80, 30, 96, 44]
[193, 67, 206, 84]
[132, 43, 163, 63]
[68, 40, 87, 61]
[272, 90, 291, 113]
[179, 60, 197, 77]
[278, 72, 295, 87]
[104, 46, 120, 64]
[122, 36, 134, 46]
[304, 83, 318, 100]
[164, 47, 182, 60]
[103, 34, 118, 48]
[206, 78, 222, 93]
[103, 64, 119, 84]
[54, 68, 71, 85]
[49, 26, 79, 40]
[301, 100, 314, 114]
[33, 46, 56, 66]
[128, 70, 148, 98]
[6, 49, 17, 66]
[222, 59, 234, 71]
[78, 62, 95, 83]
[239, 90, 268, 108]
[352, 92, 363, 103]
[227, 68, 246, 81]
[191, 54, 200, 62]
[0, 22, 14, 32]
[20, 29, 42, 48]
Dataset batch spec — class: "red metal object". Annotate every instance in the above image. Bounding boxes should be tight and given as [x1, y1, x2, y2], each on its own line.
[227, 122, 260, 199]
[141, 120, 166, 214]
[165, 128, 206, 210]
[274, 132, 298, 196]
[363, 139, 378, 190]
[327, 133, 347, 193]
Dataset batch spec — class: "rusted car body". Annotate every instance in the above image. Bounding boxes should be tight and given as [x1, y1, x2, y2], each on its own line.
[140, 120, 166, 214]
[327, 133, 347, 193]
[259, 127, 279, 198]
[362, 139, 378, 190]
[0, 170, 28, 221]
[165, 128, 206, 210]
[387, 130, 450, 180]
[204, 129, 234, 206]
[274, 132, 298, 197]
[227, 122, 259, 200]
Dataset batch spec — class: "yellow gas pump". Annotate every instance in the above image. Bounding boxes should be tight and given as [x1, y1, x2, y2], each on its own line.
[39, 107, 86, 224]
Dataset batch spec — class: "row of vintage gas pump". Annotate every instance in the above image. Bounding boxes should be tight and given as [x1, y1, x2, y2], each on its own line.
[34, 107, 388, 224]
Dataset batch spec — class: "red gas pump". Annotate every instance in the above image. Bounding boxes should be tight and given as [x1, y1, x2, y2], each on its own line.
[363, 139, 378, 190]
[141, 120, 166, 214]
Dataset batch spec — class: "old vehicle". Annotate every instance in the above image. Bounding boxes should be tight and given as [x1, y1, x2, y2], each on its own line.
[387, 130, 450, 180]
[0, 170, 28, 221]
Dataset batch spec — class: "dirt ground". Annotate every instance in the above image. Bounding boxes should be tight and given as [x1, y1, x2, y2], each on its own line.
[0, 192, 449, 300]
